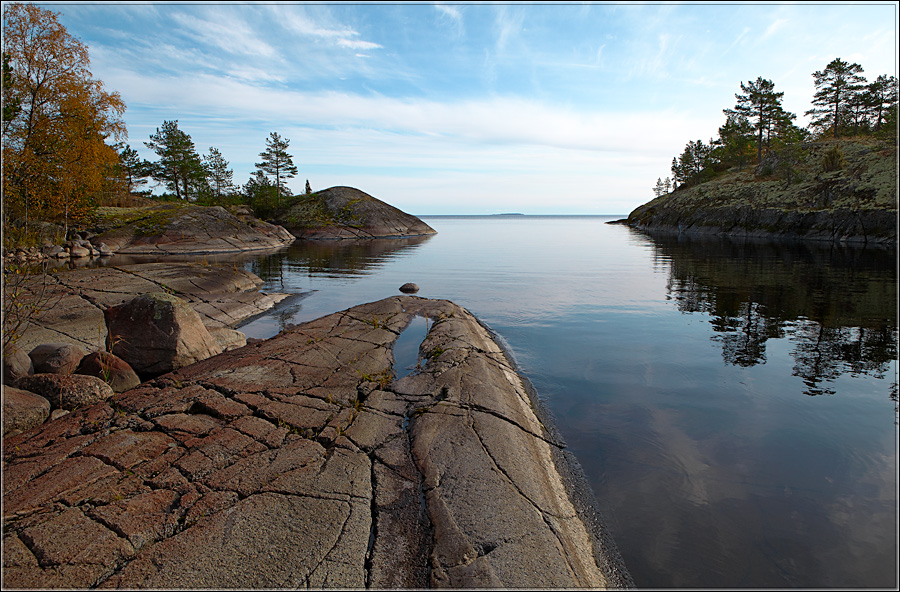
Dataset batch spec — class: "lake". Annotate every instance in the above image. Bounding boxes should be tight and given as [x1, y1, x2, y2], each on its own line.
[237, 215, 898, 589]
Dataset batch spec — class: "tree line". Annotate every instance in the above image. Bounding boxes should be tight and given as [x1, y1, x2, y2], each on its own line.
[652, 59, 898, 197]
[123, 122, 304, 216]
[1, 2, 311, 247]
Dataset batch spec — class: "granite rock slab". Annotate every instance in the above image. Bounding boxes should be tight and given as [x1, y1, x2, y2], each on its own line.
[2, 296, 631, 589]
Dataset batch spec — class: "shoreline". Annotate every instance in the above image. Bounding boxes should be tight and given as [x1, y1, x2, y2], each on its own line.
[3, 295, 634, 588]
[474, 314, 635, 589]
[3, 260, 633, 588]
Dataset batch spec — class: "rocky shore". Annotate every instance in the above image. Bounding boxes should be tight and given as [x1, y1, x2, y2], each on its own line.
[4, 261, 290, 356]
[620, 137, 897, 246]
[3, 295, 632, 588]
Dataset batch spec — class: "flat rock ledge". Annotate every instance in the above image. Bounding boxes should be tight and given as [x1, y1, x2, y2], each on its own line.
[2, 296, 631, 589]
[7, 262, 289, 355]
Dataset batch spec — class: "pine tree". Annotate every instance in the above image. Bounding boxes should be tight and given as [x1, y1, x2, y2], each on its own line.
[145, 120, 205, 200]
[865, 74, 898, 131]
[203, 146, 234, 200]
[117, 145, 149, 193]
[724, 77, 793, 163]
[255, 132, 298, 207]
[243, 170, 277, 217]
[652, 177, 666, 197]
[805, 58, 866, 138]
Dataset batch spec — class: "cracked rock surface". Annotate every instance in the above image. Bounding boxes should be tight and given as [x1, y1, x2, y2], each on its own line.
[2, 296, 632, 589]
[8, 262, 289, 355]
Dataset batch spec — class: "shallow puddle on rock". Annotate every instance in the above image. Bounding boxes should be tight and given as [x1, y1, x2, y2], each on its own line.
[393, 315, 430, 379]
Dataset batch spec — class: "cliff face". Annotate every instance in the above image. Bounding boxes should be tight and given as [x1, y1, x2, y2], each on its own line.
[626, 138, 898, 246]
[276, 186, 437, 240]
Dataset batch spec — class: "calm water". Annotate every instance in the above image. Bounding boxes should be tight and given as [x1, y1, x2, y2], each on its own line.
[237, 216, 898, 589]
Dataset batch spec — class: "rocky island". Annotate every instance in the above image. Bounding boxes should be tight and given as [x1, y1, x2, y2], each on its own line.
[620, 138, 897, 246]
[272, 186, 437, 240]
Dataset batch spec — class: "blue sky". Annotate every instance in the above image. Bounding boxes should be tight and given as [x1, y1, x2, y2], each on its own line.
[26, 1, 900, 214]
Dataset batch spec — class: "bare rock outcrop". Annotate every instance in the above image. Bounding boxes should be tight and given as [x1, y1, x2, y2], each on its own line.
[277, 186, 437, 240]
[92, 204, 295, 255]
[2, 296, 631, 589]
[6, 262, 289, 355]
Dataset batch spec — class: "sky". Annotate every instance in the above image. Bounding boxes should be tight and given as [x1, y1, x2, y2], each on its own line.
[18, 1, 900, 215]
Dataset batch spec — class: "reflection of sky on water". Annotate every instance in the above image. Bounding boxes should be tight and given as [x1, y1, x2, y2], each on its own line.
[236, 216, 897, 588]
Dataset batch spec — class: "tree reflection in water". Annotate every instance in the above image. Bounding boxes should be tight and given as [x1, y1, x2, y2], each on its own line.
[646, 230, 897, 398]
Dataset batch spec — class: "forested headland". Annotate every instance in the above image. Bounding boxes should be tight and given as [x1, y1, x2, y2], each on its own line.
[632, 60, 897, 244]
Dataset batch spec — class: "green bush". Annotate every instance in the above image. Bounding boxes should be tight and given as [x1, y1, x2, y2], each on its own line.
[822, 145, 845, 172]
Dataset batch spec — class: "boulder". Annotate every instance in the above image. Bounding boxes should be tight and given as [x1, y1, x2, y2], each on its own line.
[15, 373, 114, 411]
[28, 343, 86, 375]
[8, 262, 290, 356]
[104, 293, 223, 377]
[207, 327, 247, 353]
[2, 385, 50, 437]
[399, 282, 419, 294]
[68, 244, 91, 258]
[3, 344, 34, 385]
[76, 351, 142, 393]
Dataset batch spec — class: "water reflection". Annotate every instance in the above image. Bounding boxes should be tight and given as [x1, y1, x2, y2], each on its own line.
[247, 235, 434, 285]
[639, 229, 898, 398]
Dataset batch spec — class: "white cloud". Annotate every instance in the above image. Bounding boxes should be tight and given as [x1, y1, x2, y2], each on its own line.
[273, 6, 381, 53]
[338, 39, 383, 51]
[435, 3, 464, 38]
[171, 11, 277, 58]
[762, 18, 789, 41]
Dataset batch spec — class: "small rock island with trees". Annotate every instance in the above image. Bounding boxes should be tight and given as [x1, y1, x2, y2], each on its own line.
[630, 60, 897, 244]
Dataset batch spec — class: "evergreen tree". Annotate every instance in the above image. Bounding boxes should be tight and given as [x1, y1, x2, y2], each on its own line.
[672, 139, 713, 188]
[805, 58, 866, 138]
[202, 146, 234, 200]
[714, 113, 755, 170]
[865, 74, 898, 131]
[724, 77, 793, 162]
[145, 120, 205, 200]
[652, 177, 666, 197]
[117, 144, 149, 193]
[243, 170, 277, 217]
[255, 132, 298, 206]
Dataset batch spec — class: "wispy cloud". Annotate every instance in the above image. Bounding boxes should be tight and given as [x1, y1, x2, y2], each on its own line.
[762, 18, 789, 41]
[338, 38, 382, 51]
[171, 11, 277, 58]
[274, 6, 381, 54]
[434, 3, 464, 38]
